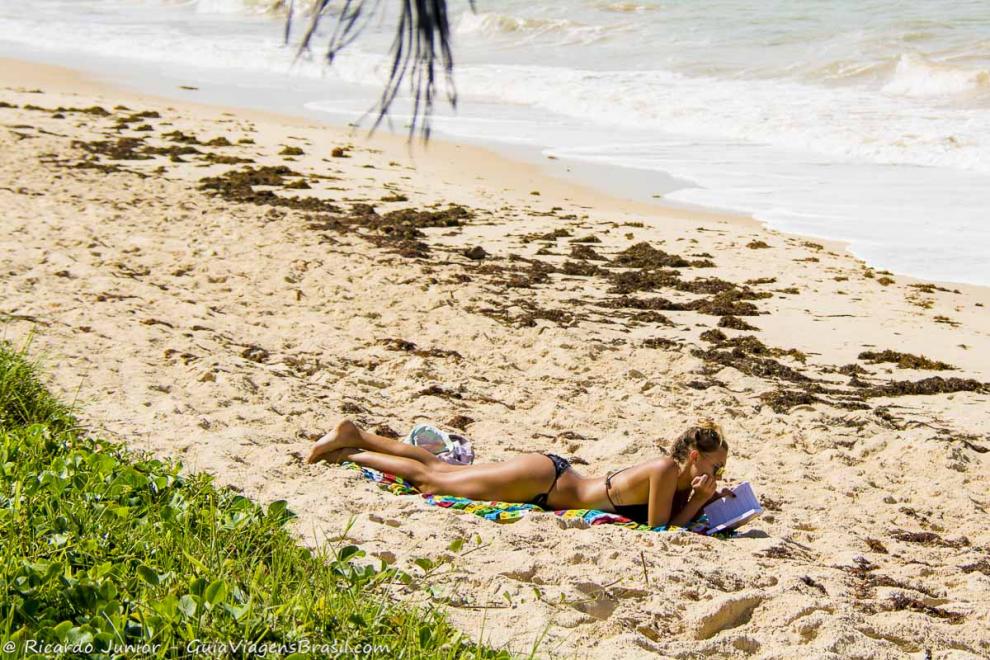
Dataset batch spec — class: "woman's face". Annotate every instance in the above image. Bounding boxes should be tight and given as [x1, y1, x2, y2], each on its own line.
[691, 447, 728, 482]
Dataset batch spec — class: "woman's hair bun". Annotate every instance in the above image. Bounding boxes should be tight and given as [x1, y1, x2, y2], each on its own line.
[669, 419, 727, 462]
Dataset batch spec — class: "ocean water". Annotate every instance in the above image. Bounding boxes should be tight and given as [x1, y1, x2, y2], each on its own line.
[2, 0, 989, 285]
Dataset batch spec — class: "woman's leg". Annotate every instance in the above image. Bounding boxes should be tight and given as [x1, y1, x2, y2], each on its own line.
[327, 448, 435, 490]
[307, 419, 461, 469]
[327, 448, 557, 504]
[424, 454, 556, 502]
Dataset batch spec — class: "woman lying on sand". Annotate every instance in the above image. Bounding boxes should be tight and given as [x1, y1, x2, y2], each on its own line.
[307, 419, 731, 528]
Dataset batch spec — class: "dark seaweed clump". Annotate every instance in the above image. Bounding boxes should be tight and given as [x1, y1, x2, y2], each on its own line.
[862, 377, 986, 399]
[378, 206, 471, 229]
[890, 529, 969, 548]
[379, 338, 462, 360]
[613, 242, 692, 269]
[198, 166, 341, 214]
[347, 204, 471, 259]
[72, 137, 152, 161]
[605, 271, 766, 316]
[693, 332, 811, 387]
[887, 594, 963, 623]
[643, 337, 679, 350]
[718, 315, 758, 331]
[570, 244, 606, 261]
[759, 390, 822, 413]
[446, 415, 475, 431]
[520, 228, 571, 244]
[560, 260, 606, 277]
[858, 350, 955, 371]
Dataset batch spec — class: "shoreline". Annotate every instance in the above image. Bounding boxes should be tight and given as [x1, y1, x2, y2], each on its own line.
[0, 56, 755, 230]
[5, 47, 988, 292]
[4, 52, 971, 294]
[3, 55, 989, 657]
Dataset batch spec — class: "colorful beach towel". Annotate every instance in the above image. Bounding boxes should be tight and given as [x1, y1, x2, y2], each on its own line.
[343, 462, 726, 536]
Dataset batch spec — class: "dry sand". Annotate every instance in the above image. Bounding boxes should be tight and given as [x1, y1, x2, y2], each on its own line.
[2, 59, 989, 659]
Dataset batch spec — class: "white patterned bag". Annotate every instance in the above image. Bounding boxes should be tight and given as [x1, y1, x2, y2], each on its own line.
[403, 424, 475, 465]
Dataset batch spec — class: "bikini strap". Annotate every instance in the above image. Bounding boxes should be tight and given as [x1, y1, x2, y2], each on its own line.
[605, 466, 633, 509]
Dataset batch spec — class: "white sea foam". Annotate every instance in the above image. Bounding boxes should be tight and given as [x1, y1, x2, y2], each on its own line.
[455, 12, 622, 46]
[193, 0, 285, 14]
[882, 53, 990, 98]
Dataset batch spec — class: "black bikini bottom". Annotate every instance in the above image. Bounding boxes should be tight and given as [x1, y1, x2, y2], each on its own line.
[528, 453, 571, 508]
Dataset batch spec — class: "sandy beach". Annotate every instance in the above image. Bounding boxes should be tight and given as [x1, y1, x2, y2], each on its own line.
[2, 57, 989, 658]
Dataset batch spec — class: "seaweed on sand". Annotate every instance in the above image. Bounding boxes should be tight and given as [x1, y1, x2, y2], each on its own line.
[858, 350, 955, 371]
[600, 295, 683, 311]
[560, 260, 606, 277]
[887, 594, 963, 623]
[862, 376, 987, 399]
[520, 228, 571, 244]
[718, 315, 759, 331]
[379, 338, 462, 360]
[570, 244, 607, 261]
[694, 347, 811, 383]
[377, 205, 471, 228]
[72, 137, 152, 161]
[608, 268, 683, 294]
[613, 242, 691, 268]
[889, 529, 969, 548]
[198, 166, 341, 214]
[686, 291, 763, 316]
[703, 333, 808, 363]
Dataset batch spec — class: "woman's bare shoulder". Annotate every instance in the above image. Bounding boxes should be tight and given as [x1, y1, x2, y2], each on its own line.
[634, 455, 678, 476]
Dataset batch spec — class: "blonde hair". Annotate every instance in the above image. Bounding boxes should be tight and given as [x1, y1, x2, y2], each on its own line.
[669, 419, 728, 463]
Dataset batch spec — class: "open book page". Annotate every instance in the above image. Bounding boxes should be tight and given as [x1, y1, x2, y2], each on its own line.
[702, 481, 763, 534]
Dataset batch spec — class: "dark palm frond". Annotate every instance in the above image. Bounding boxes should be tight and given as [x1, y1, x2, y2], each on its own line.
[286, 0, 474, 139]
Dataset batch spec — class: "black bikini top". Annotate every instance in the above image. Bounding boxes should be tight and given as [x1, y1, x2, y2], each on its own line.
[612, 502, 650, 525]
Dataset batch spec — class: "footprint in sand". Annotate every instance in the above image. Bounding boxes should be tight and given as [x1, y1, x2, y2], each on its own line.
[693, 594, 764, 640]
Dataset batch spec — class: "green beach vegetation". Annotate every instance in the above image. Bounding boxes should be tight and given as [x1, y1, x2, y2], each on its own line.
[0, 341, 510, 658]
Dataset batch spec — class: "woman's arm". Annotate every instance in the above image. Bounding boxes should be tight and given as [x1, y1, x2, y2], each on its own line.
[645, 461, 679, 528]
[668, 474, 719, 528]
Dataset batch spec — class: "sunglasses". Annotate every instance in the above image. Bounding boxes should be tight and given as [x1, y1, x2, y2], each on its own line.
[699, 453, 725, 479]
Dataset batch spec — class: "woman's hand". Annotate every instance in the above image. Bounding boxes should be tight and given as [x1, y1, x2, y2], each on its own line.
[690, 474, 718, 501]
[714, 487, 735, 499]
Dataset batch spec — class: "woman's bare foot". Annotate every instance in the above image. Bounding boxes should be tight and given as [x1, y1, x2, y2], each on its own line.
[306, 418, 361, 464]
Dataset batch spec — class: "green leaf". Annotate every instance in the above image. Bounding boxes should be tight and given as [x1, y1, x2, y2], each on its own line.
[178, 594, 198, 618]
[154, 595, 178, 619]
[93, 631, 115, 651]
[53, 621, 73, 642]
[223, 602, 250, 622]
[136, 565, 160, 587]
[204, 579, 228, 606]
[267, 499, 290, 518]
[66, 627, 93, 645]
[188, 576, 207, 597]
[447, 537, 465, 553]
[414, 557, 435, 571]
[338, 545, 363, 562]
[419, 626, 433, 647]
[181, 549, 208, 573]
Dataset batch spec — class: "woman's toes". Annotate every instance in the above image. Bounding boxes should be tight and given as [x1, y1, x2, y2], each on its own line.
[306, 439, 333, 463]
